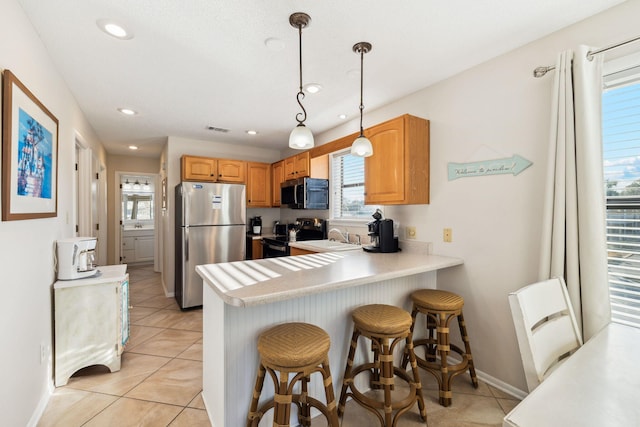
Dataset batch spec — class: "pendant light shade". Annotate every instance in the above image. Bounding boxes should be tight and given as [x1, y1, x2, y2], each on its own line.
[290, 124, 314, 149]
[351, 42, 373, 157]
[289, 12, 314, 150]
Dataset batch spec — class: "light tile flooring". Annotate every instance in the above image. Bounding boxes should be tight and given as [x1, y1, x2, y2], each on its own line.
[39, 264, 520, 426]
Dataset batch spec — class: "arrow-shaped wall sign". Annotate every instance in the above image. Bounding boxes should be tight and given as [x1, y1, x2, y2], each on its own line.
[448, 154, 532, 181]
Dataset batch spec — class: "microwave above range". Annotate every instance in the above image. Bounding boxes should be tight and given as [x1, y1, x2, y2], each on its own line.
[281, 177, 329, 210]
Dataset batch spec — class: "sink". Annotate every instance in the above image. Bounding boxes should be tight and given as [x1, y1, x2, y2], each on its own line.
[295, 239, 362, 252]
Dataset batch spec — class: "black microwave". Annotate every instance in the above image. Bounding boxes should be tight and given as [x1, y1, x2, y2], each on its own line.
[281, 177, 329, 209]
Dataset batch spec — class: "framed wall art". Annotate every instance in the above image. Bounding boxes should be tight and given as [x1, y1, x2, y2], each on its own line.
[2, 69, 58, 221]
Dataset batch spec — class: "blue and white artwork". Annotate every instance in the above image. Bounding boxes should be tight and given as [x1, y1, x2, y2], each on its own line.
[16, 108, 53, 199]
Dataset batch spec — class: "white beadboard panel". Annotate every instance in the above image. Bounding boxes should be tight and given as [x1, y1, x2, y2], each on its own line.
[203, 271, 436, 427]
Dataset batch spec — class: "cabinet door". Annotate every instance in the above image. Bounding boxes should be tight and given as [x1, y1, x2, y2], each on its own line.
[271, 160, 284, 206]
[252, 239, 263, 259]
[217, 159, 246, 183]
[182, 156, 217, 182]
[294, 152, 310, 178]
[247, 162, 271, 207]
[284, 156, 296, 180]
[364, 118, 406, 204]
[134, 236, 154, 261]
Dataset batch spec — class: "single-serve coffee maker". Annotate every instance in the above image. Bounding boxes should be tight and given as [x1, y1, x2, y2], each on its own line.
[56, 237, 98, 280]
[364, 210, 399, 253]
[250, 216, 262, 235]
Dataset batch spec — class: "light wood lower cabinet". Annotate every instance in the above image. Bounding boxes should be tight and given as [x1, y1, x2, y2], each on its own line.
[252, 239, 263, 259]
[290, 247, 317, 256]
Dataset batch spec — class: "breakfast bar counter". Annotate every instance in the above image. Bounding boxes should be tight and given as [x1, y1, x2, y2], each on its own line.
[196, 250, 462, 426]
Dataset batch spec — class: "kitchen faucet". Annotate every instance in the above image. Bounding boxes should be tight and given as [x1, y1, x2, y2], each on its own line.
[328, 228, 349, 243]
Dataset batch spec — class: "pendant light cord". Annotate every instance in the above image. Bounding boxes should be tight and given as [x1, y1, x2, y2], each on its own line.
[359, 46, 365, 136]
[295, 23, 307, 125]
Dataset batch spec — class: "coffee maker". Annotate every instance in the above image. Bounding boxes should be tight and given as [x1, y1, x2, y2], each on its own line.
[250, 216, 262, 235]
[56, 237, 98, 280]
[363, 210, 399, 253]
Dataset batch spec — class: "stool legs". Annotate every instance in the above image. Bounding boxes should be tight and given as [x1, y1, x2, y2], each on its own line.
[406, 306, 479, 407]
[338, 326, 427, 426]
[247, 361, 340, 427]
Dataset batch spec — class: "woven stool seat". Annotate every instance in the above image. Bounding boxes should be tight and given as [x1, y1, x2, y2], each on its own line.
[411, 289, 464, 312]
[247, 322, 339, 427]
[339, 304, 427, 426]
[258, 322, 330, 369]
[352, 304, 413, 335]
[403, 289, 478, 407]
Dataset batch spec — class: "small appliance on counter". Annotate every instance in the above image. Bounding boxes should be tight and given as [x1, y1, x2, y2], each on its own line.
[261, 218, 326, 258]
[56, 237, 98, 280]
[363, 209, 399, 253]
[250, 216, 262, 235]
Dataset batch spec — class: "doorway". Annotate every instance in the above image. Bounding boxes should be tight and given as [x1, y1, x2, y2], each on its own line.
[116, 172, 158, 267]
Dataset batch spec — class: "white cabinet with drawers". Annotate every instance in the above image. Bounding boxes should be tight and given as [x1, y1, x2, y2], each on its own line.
[121, 229, 154, 263]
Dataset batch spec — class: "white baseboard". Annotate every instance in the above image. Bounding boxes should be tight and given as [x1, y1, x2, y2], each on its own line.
[27, 379, 54, 427]
[475, 369, 528, 401]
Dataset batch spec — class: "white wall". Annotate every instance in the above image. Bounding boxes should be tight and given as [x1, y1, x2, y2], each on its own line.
[161, 136, 281, 295]
[311, 0, 640, 393]
[0, 0, 106, 424]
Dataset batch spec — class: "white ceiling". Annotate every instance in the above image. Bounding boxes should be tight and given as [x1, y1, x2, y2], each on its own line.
[17, 0, 625, 157]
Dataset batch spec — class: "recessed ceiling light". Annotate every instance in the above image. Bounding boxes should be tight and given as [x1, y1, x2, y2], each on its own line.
[97, 19, 134, 40]
[128, 145, 138, 150]
[264, 37, 285, 51]
[118, 108, 137, 116]
[246, 130, 258, 135]
[304, 83, 322, 94]
[338, 114, 348, 120]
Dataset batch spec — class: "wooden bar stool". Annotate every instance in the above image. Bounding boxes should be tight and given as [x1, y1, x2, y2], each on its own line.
[338, 304, 427, 426]
[247, 322, 340, 427]
[403, 289, 478, 406]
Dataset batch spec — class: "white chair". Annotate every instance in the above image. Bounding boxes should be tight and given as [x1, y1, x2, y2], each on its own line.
[508, 277, 583, 392]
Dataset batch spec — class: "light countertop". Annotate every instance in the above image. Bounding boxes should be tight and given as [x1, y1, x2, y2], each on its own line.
[196, 251, 462, 307]
[54, 264, 128, 289]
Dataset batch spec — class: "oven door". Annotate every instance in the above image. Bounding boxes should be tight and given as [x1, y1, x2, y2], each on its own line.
[262, 240, 290, 258]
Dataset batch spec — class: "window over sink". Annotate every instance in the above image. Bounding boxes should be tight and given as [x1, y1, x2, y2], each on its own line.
[330, 148, 381, 222]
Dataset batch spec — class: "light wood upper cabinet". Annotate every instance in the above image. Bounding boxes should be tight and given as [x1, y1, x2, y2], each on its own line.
[271, 160, 284, 207]
[364, 114, 429, 205]
[181, 155, 217, 181]
[283, 151, 310, 180]
[246, 162, 271, 208]
[216, 158, 246, 183]
[181, 155, 246, 183]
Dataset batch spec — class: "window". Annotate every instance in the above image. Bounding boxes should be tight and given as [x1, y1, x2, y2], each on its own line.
[602, 58, 640, 328]
[330, 149, 380, 221]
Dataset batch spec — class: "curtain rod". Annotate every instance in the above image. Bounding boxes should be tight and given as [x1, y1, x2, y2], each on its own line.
[533, 34, 640, 78]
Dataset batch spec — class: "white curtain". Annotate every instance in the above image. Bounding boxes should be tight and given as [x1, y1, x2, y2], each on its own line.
[539, 46, 611, 341]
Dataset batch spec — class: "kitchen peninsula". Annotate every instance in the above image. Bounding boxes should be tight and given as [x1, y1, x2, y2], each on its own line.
[196, 249, 462, 426]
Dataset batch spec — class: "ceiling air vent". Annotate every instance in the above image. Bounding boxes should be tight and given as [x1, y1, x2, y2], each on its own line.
[206, 125, 230, 133]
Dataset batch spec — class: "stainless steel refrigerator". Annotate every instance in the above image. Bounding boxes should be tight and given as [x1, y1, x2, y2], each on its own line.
[175, 181, 246, 309]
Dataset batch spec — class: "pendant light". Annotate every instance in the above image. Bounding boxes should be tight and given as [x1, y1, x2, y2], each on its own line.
[351, 42, 373, 157]
[288, 12, 314, 150]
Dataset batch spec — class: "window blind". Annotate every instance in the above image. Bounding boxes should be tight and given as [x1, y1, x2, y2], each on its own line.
[603, 78, 640, 328]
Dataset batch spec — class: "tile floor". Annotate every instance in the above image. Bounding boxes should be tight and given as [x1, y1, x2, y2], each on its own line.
[38, 263, 520, 426]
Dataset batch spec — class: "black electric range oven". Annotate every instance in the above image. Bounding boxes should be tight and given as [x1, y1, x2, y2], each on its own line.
[261, 218, 326, 258]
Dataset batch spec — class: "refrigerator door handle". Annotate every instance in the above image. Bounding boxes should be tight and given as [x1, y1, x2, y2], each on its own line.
[184, 226, 189, 261]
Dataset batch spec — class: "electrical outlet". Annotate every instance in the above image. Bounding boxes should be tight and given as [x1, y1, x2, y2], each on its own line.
[406, 226, 417, 239]
[443, 228, 452, 243]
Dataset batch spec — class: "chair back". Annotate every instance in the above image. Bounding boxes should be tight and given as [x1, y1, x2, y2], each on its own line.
[508, 277, 583, 392]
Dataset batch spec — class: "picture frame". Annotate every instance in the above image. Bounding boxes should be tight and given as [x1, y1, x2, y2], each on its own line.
[2, 70, 58, 221]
